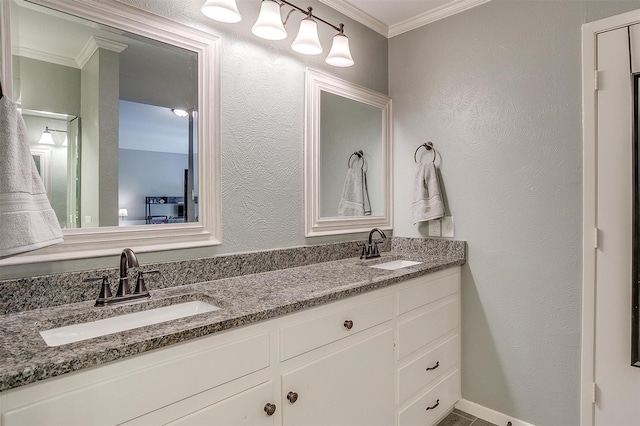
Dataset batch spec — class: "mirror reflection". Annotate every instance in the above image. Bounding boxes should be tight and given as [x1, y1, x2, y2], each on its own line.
[11, 0, 198, 229]
[320, 91, 383, 217]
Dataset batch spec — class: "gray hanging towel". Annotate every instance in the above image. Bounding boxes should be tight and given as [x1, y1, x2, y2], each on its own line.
[412, 161, 444, 224]
[338, 160, 371, 217]
[0, 95, 63, 257]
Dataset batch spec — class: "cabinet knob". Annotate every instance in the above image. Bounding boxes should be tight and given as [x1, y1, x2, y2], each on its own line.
[264, 403, 277, 416]
[425, 399, 440, 411]
[287, 391, 299, 403]
[425, 361, 440, 371]
[344, 320, 354, 330]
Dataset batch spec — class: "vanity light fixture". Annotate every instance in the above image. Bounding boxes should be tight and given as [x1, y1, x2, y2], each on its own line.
[118, 208, 128, 220]
[200, 0, 242, 23]
[38, 126, 67, 145]
[202, 0, 354, 67]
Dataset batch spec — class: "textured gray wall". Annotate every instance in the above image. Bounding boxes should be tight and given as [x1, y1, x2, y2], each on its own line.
[389, 1, 640, 425]
[0, 0, 388, 278]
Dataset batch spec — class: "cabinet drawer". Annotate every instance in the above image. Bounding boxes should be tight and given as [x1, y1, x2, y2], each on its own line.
[3, 333, 270, 426]
[165, 381, 276, 426]
[280, 295, 394, 361]
[397, 298, 459, 359]
[398, 369, 461, 426]
[397, 270, 459, 315]
[398, 334, 460, 403]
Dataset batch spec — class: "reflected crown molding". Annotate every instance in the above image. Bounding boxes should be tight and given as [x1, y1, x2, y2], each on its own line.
[76, 35, 128, 69]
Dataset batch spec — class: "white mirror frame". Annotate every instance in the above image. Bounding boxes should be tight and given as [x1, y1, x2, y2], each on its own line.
[0, 0, 222, 266]
[304, 68, 393, 237]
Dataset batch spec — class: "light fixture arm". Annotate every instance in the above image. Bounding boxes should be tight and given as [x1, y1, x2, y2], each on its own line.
[277, 0, 343, 33]
[45, 126, 67, 134]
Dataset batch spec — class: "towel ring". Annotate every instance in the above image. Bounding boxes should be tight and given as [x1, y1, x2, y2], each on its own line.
[414, 141, 436, 163]
[348, 150, 364, 168]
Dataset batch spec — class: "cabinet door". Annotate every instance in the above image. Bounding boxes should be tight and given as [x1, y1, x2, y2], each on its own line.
[281, 329, 394, 426]
[165, 381, 276, 426]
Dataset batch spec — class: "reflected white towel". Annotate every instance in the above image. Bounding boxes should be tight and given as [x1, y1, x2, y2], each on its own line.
[337, 166, 371, 216]
[412, 162, 444, 224]
[0, 96, 63, 257]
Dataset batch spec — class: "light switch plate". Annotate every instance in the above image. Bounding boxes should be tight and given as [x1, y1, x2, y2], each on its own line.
[428, 220, 441, 237]
[441, 216, 454, 238]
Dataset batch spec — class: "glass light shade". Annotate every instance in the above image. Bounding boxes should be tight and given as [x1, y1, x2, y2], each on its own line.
[172, 108, 189, 118]
[252, 0, 287, 40]
[38, 129, 55, 145]
[118, 208, 128, 218]
[325, 33, 354, 67]
[291, 17, 322, 55]
[201, 0, 241, 23]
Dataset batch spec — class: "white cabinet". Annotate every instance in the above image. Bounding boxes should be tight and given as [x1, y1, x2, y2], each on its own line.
[395, 268, 461, 425]
[281, 329, 394, 426]
[0, 266, 461, 426]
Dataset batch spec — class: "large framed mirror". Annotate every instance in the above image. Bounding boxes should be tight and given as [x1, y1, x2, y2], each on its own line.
[0, 0, 221, 265]
[304, 68, 392, 237]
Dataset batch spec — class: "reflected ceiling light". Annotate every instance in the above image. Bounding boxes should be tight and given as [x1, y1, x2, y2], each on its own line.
[291, 16, 322, 55]
[202, 0, 353, 66]
[325, 26, 354, 67]
[38, 128, 55, 145]
[118, 208, 128, 220]
[252, 0, 287, 40]
[172, 108, 189, 118]
[39, 126, 67, 146]
[200, 0, 242, 23]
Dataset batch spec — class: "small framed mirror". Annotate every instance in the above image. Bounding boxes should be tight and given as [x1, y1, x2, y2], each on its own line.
[304, 68, 392, 237]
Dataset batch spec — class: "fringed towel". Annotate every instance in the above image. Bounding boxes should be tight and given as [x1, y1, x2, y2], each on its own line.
[0, 95, 63, 257]
[337, 164, 371, 216]
[412, 161, 444, 224]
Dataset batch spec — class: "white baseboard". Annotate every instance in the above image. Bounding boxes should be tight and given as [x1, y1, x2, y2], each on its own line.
[455, 399, 536, 426]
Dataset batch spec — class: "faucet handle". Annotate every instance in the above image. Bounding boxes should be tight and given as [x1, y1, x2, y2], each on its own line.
[86, 276, 113, 307]
[134, 269, 160, 295]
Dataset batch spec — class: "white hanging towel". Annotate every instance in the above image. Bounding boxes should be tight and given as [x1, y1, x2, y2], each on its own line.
[337, 166, 371, 216]
[0, 95, 63, 257]
[412, 161, 444, 224]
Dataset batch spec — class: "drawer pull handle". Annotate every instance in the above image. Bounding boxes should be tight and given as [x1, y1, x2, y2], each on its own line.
[264, 403, 277, 416]
[287, 391, 299, 403]
[344, 320, 354, 330]
[425, 399, 440, 411]
[426, 361, 440, 371]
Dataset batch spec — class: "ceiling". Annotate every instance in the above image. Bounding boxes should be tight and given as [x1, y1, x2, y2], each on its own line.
[320, 0, 490, 37]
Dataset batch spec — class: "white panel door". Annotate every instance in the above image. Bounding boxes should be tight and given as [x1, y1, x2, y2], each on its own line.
[595, 26, 640, 426]
[281, 329, 394, 426]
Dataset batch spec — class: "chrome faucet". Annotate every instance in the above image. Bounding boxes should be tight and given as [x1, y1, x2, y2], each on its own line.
[117, 248, 139, 297]
[361, 228, 387, 259]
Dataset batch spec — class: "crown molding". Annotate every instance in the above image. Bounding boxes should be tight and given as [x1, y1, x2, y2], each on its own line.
[320, 0, 490, 39]
[319, 0, 388, 37]
[76, 35, 128, 68]
[12, 46, 79, 68]
[389, 0, 491, 37]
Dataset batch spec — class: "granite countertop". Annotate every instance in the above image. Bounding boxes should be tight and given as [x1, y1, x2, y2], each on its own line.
[0, 251, 465, 393]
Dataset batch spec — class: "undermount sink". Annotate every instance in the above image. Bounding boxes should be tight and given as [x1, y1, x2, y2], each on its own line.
[40, 301, 220, 347]
[369, 260, 422, 271]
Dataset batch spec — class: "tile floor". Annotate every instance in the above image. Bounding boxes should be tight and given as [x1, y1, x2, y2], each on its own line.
[436, 408, 499, 426]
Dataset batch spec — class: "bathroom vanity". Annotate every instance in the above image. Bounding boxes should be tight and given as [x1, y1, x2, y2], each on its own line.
[0, 251, 462, 426]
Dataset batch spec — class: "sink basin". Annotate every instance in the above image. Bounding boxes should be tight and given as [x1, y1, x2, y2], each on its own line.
[40, 301, 220, 347]
[369, 260, 422, 271]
